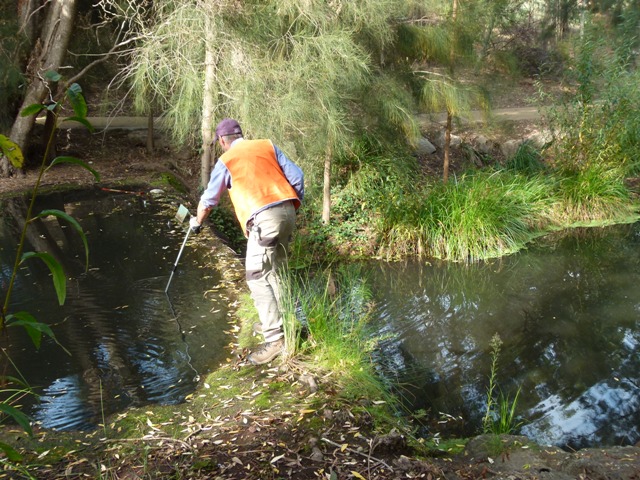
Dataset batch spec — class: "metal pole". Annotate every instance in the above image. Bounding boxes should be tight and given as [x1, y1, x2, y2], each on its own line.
[165, 227, 191, 293]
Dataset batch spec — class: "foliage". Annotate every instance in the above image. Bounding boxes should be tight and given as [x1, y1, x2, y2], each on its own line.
[327, 136, 420, 253]
[554, 162, 631, 223]
[482, 334, 522, 435]
[0, 74, 99, 460]
[269, 265, 395, 405]
[544, 17, 640, 175]
[505, 141, 547, 175]
[378, 170, 555, 262]
[124, 0, 408, 164]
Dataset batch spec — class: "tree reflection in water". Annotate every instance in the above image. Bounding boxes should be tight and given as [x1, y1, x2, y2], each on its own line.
[0, 191, 232, 430]
[367, 223, 640, 449]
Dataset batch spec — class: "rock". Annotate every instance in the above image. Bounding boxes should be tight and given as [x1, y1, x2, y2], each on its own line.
[461, 435, 640, 480]
[310, 446, 324, 462]
[527, 129, 553, 149]
[297, 373, 318, 393]
[557, 446, 640, 480]
[501, 139, 525, 160]
[372, 428, 408, 454]
[416, 137, 437, 156]
[473, 134, 495, 154]
[436, 131, 462, 149]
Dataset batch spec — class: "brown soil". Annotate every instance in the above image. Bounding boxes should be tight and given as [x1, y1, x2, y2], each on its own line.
[0, 127, 201, 200]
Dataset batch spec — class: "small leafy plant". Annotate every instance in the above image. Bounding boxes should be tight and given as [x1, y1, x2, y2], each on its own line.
[0, 71, 99, 459]
[482, 333, 523, 435]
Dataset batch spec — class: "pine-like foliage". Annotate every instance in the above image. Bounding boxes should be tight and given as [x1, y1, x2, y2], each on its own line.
[123, 0, 414, 174]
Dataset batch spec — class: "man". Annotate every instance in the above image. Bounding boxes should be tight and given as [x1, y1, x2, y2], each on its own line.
[190, 118, 304, 365]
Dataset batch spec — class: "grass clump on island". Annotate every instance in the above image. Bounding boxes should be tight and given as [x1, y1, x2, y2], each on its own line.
[301, 156, 636, 264]
[302, 146, 638, 264]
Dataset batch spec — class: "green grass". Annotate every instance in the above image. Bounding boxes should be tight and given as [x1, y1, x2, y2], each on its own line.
[329, 155, 637, 264]
[482, 334, 522, 435]
[286, 266, 394, 404]
[379, 169, 555, 262]
[238, 265, 397, 408]
[554, 162, 632, 223]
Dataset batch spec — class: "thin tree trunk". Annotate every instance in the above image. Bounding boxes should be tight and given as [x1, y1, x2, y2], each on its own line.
[18, 0, 40, 45]
[443, 112, 452, 184]
[444, 0, 457, 184]
[200, 12, 216, 190]
[146, 110, 154, 154]
[322, 149, 332, 224]
[1, 0, 78, 177]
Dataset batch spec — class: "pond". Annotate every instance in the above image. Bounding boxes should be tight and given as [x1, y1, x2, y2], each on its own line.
[0, 190, 234, 431]
[367, 221, 640, 449]
[1, 189, 638, 450]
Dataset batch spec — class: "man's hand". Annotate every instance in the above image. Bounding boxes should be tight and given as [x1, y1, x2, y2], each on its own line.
[189, 217, 202, 234]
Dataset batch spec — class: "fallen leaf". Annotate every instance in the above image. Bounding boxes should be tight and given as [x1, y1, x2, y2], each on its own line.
[270, 454, 285, 464]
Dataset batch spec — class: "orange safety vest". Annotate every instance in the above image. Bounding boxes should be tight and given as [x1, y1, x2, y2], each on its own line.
[220, 139, 301, 232]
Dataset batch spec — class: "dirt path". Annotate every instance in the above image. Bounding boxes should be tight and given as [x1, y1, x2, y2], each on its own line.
[41, 106, 547, 131]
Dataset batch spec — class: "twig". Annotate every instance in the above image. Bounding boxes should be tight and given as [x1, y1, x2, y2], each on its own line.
[321, 437, 393, 471]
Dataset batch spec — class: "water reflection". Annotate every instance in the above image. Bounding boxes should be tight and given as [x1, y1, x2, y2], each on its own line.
[367, 223, 640, 449]
[0, 191, 232, 431]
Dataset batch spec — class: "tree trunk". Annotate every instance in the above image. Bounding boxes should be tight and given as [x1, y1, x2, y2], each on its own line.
[200, 13, 216, 190]
[146, 110, 154, 154]
[444, 0, 457, 184]
[18, 0, 40, 46]
[0, 0, 78, 177]
[443, 112, 452, 184]
[322, 149, 332, 224]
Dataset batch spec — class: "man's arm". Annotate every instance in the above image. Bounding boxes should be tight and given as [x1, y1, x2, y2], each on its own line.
[274, 145, 304, 201]
[194, 160, 231, 225]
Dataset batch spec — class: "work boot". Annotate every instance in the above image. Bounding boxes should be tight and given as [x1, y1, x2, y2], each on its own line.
[248, 338, 284, 365]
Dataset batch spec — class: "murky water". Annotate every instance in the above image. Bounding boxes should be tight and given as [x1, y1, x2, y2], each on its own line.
[0, 190, 233, 431]
[2, 189, 639, 448]
[367, 222, 640, 449]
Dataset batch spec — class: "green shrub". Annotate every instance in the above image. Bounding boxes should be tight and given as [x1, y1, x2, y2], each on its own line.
[380, 170, 554, 262]
[553, 162, 631, 223]
[505, 142, 546, 175]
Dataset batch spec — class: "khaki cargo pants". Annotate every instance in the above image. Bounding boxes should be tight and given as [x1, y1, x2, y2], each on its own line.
[245, 200, 296, 343]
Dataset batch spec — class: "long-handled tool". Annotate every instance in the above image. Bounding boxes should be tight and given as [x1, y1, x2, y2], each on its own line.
[165, 204, 191, 293]
[164, 204, 201, 381]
